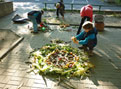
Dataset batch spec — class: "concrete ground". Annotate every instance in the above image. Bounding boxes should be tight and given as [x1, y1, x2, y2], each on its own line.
[0, 29, 21, 59]
[0, 4, 121, 89]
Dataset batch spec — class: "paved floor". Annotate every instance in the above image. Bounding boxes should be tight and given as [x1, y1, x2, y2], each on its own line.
[0, 29, 21, 59]
[0, 3, 121, 89]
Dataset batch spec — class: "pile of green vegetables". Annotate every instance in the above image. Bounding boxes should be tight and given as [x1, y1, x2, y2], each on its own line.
[29, 43, 94, 78]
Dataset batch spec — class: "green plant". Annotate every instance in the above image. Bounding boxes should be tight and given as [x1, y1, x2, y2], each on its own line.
[115, 0, 121, 5]
[112, 13, 121, 18]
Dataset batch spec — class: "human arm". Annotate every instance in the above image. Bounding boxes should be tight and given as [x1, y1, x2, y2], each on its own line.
[76, 31, 85, 40]
[72, 31, 85, 44]
[71, 36, 79, 44]
[78, 34, 95, 45]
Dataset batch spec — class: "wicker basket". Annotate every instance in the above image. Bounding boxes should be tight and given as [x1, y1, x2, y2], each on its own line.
[95, 22, 104, 31]
[94, 14, 104, 31]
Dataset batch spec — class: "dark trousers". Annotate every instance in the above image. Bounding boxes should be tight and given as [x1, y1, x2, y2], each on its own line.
[56, 9, 64, 17]
[76, 16, 91, 35]
[83, 40, 96, 51]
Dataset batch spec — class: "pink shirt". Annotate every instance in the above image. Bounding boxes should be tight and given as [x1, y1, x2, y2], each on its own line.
[80, 5, 93, 22]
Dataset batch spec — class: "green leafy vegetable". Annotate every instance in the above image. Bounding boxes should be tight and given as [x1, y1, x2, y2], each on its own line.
[29, 43, 94, 78]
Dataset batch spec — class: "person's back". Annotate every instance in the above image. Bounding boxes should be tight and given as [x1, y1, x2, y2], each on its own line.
[80, 5, 93, 22]
[28, 11, 39, 16]
[59, 2, 65, 11]
[28, 10, 42, 24]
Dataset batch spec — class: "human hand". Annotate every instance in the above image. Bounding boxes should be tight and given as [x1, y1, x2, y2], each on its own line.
[40, 23, 43, 27]
[71, 36, 77, 43]
[74, 40, 79, 44]
[71, 36, 75, 41]
[40, 22, 45, 27]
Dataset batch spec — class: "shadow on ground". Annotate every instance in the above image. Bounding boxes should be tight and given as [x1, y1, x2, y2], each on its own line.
[0, 4, 121, 88]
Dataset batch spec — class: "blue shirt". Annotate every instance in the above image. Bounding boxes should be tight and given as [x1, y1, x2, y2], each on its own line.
[76, 28, 97, 45]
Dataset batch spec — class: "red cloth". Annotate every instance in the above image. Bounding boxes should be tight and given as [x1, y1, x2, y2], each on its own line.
[40, 22, 44, 27]
[80, 4, 93, 22]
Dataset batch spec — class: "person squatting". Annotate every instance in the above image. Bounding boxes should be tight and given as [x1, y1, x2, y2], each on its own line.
[72, 21, 98, 56]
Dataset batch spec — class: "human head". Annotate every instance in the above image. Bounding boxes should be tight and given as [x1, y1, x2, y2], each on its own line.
[82, 21, 93, 32]
[56, 3, 60, 8]
[41, 9, 44, 15]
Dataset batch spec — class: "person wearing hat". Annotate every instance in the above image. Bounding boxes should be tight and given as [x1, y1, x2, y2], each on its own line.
[28, 10, 44, 33]
[56, 1, 65, 20]
[72, 21, 98, 56]
[77, 4, 93, 35]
